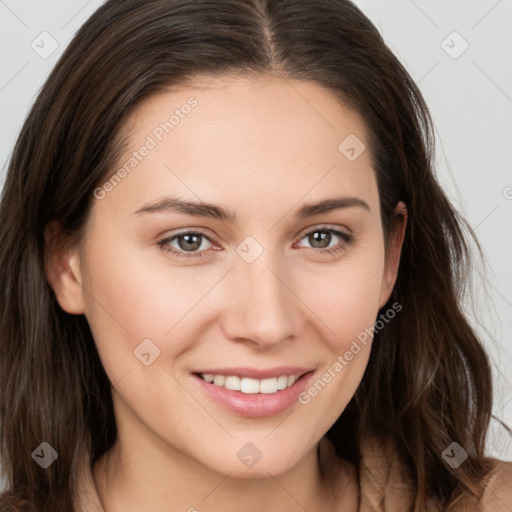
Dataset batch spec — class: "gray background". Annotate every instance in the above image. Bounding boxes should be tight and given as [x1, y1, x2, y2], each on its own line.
[0, 0, 511, 462]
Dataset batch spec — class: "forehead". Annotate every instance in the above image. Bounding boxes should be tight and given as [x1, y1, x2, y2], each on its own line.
[96, 74, 378, 221]
[123, 73, 369, 152]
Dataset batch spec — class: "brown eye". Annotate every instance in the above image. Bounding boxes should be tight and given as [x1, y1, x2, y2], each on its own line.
[298, 226, 353, 254]
[176, 233, 203, 251]
[306, 230, 334, 249]
[157, 231, 214, 258]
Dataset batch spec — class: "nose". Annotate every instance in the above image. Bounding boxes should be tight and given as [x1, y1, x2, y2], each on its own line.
[220, 251, 302, 349]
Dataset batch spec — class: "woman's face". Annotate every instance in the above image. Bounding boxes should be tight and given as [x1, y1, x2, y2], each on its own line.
[50, 74, 405, 477]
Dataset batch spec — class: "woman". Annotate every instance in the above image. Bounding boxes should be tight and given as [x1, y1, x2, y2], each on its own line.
[0, 0, 511, 510]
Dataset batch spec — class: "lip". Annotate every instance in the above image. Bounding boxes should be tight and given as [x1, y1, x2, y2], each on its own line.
[192, 367, 315, 418]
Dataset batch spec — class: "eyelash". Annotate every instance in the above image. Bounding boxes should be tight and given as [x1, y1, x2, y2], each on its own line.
[157, 225, 354, 260]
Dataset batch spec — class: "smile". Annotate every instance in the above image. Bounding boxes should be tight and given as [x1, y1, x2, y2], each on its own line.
[192, 367, 314, 418]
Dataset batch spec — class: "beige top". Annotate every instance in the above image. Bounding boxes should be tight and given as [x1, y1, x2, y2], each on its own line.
[75, 435, 512, 511]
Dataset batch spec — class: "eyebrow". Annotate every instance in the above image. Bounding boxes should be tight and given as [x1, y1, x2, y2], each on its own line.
[132, 195, 370, 221]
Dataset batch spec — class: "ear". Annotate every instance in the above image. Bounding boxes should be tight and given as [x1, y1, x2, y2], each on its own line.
[378, 201, 407, 308]
[44, 220, 86, 315]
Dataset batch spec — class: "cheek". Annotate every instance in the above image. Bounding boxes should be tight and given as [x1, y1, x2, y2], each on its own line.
[81, 223, 214, 333]
[79, 227, 191, 379]
[298, 245, 386, 349]
[292, 244, 385, 424]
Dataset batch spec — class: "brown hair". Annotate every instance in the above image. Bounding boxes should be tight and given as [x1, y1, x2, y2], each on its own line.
[0, 0, 506, 510]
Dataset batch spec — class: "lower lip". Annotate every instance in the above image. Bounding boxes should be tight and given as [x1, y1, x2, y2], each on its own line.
[192, 372, 314, 418]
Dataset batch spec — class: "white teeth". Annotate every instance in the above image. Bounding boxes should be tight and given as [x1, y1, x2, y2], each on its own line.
[240, 377, 260, 394]
[200, 373, 300, 394]
[277, 375, 288, 390]
[259, 377, 278, 394]
[224, 375, 241, 391]
[213, 375, 225, 386]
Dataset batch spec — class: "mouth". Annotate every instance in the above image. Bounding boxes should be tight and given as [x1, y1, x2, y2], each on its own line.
[191, 367, 314, 418]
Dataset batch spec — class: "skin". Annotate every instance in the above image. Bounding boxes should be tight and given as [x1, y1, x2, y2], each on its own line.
[45, 73, 407, 512]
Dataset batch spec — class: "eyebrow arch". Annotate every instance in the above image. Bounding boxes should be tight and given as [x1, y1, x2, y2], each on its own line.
[296, 196, 370, 217]
[132, 195, 370, 221]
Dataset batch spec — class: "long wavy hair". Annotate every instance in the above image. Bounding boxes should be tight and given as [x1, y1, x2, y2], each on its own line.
[0, 0, 505, 510]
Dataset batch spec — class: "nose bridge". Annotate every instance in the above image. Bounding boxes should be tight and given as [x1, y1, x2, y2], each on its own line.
[223, 242, 300, 346]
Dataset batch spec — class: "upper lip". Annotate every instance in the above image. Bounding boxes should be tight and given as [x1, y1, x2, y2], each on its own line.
[193, 366, 314, 380]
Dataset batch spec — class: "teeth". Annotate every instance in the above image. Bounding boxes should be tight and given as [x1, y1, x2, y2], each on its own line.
[224, 375, 241, 391]
[259, 377, 278, 394]
[213, 375, 225, 386]
[277, 375, 288, 390]
[241, 378, 260, 394]
[199, 373, 300, 394]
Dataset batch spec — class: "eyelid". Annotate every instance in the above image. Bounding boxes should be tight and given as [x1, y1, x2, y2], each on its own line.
[297, 223, 352, 239]
[157, 227, 216, 245]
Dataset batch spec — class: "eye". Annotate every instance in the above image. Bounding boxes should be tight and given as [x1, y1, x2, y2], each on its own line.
[157, 231, 216, 259]
[296, 226, 353, 256]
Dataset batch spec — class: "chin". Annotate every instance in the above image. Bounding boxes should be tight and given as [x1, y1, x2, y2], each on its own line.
[196, 446, 302, 479]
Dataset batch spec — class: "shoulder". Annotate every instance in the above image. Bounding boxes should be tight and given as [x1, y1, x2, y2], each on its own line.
[446, 458, 512, 511]
[355, 434, 512, 512]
